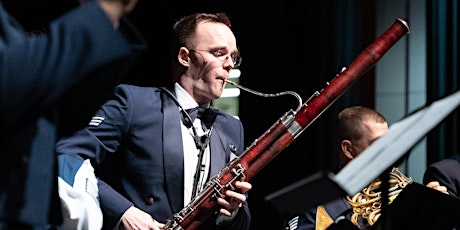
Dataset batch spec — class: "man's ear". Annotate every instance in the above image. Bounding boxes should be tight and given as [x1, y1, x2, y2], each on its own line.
[178, 47, 190, 67]
[341, 140, 354, 161]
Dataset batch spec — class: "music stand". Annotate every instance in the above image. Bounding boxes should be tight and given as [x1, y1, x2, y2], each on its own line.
[264, 171, 346, 219]
[371, 182, 460, 230]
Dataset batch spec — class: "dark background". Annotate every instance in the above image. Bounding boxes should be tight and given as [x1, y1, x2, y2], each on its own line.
[4, 1, 458, 229]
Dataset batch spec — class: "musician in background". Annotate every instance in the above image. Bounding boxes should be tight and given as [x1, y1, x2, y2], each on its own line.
[425, 159, 460, 230]
[56, 12, 251, 230]
[424, 153, 460, 199]
[286, 106, 398, 230]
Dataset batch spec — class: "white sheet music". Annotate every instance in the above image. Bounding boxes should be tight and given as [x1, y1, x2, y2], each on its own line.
[335, 90, 460, 195]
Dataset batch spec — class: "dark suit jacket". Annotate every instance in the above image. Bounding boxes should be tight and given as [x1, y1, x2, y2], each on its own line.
[56, 84, 251, 230]
[423, 154, 460, 199]
[0, 2, 145, 227]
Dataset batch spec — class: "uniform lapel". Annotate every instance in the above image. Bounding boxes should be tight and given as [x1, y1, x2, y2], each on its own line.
[209, 117, 229, 177]
[161, 91, 185, 212]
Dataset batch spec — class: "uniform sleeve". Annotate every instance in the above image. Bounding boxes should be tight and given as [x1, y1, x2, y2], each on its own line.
[0, 1, 146, 134]
[285, 212, 317, 230]
[56, 85, 136, 226]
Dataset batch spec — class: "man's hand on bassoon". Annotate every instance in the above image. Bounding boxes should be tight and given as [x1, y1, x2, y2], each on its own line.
[119, 206, 164, 230]
[217, 181, 252, 216]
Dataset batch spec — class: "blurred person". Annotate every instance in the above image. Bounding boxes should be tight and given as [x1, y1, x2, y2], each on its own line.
[0, 0, 146, 228]
[56, 12, 251, 230]
[424, 153, 460, 199]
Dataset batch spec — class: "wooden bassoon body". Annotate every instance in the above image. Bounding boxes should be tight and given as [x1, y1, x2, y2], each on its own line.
[163, 18, 410, 230]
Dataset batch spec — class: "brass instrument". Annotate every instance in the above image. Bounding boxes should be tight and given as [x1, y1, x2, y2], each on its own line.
[347, 167, 413, 227]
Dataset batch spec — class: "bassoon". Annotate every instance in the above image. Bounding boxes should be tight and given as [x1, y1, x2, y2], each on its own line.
[163, 18, 410, 230]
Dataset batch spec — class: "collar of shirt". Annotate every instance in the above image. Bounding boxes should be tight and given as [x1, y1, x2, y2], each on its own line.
[174, 83, 210, 110]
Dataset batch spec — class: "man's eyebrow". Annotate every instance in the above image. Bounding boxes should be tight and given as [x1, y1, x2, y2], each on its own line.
[213, 47, 238, 52]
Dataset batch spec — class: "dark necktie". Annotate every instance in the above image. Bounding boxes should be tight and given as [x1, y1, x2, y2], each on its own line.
[185, 106, 218, 129]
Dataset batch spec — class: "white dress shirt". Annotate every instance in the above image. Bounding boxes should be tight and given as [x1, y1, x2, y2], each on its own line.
[175, 83, 211, 205]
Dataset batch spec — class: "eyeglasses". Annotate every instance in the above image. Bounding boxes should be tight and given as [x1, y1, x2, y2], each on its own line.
[189, 49, 242, 67]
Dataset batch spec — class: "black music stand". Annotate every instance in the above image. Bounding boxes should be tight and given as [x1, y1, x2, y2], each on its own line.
[327, 183, 460, 230]
[370, 182, 460, 230]
[264, 171, 346, 219]
[265, 90, 460, 228]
